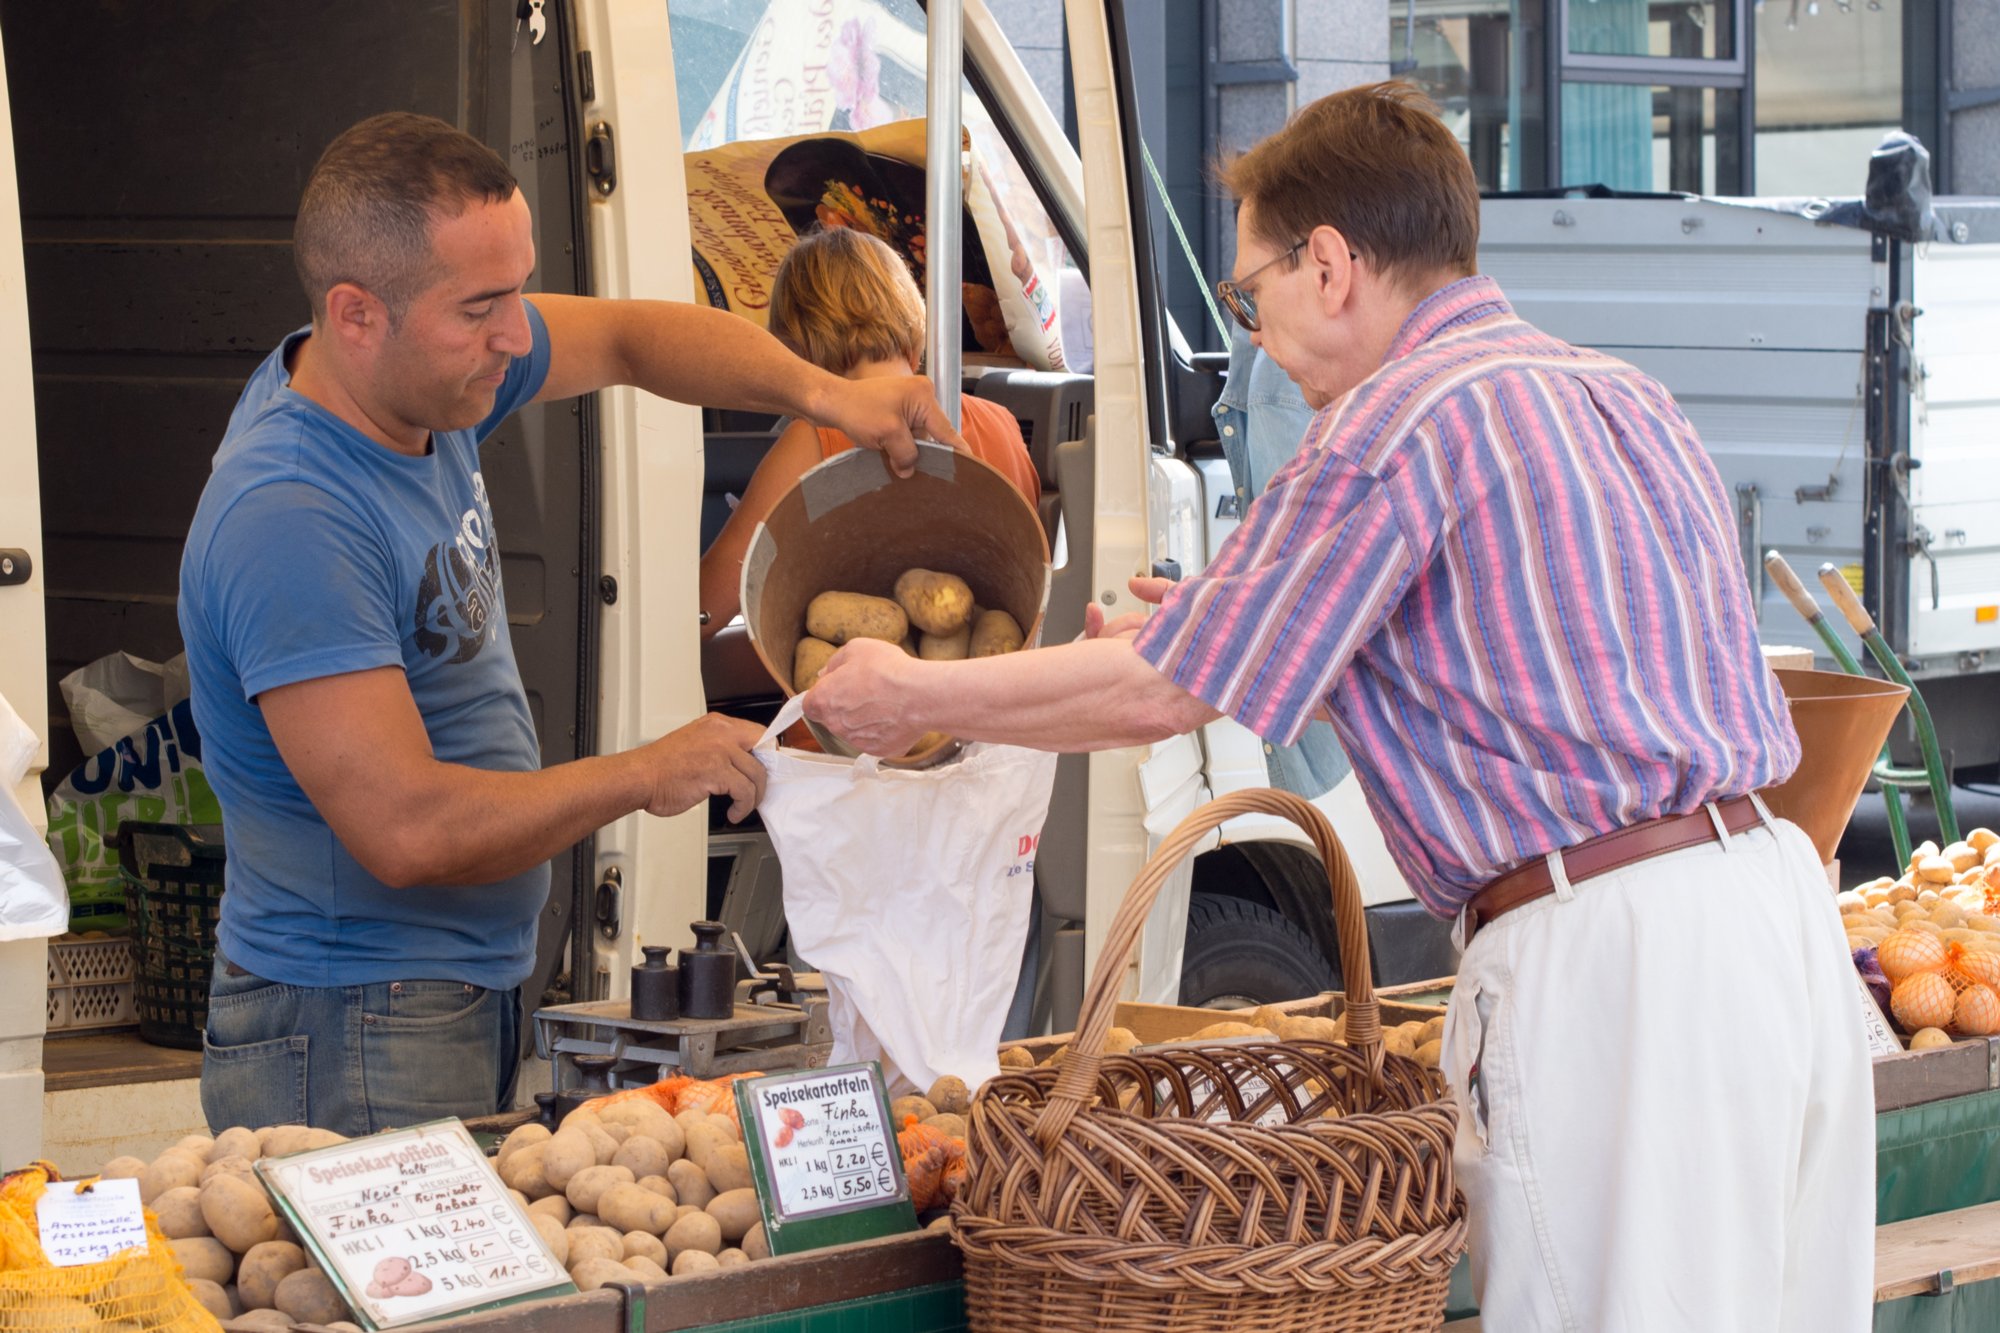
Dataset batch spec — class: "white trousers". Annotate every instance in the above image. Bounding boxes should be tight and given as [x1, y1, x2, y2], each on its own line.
[1442, 814, 1875, 1332]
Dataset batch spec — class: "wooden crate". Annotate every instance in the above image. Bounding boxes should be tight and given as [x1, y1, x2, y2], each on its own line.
[230, 1230, 966, 1333]
[1873, 1033, 2000, 1113]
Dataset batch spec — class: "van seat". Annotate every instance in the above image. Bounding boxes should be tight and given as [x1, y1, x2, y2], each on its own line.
[702, 428, 786, 549]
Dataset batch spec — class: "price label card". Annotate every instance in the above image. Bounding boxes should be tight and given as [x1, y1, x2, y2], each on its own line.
[1856, 971, 1906, 1059]
[735, 1063, 917, 1255]
[36, 1177, 148, 1267]
[256, 1119, 573, 1331]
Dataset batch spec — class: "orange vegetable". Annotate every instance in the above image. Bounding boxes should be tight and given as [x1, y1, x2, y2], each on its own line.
[897, 1115, 967, 1212]
[1956, 984, 2000, 1036]
[584, 1073, 756, 1129]
[1879, 929, 1949, 982]
[1948, 943, 2000, 993]
[1892, 972, 1957, 1031]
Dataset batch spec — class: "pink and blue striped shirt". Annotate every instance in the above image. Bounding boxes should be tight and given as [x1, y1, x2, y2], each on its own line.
[1134, 276, 1801, 917]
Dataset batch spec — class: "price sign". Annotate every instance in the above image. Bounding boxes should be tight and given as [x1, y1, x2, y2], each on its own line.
[36, 1177, 148, 1267]
[735, 1063, 917, 1255]
[255, 1119, 572, 1331]
[1856, 971, 1905, 1059]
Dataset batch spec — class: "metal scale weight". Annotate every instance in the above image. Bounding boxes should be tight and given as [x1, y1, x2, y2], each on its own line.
[532, 921, 832, 1116]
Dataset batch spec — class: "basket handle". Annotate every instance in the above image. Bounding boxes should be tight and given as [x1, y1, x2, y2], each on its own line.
[1034, 787, 1381, 1149]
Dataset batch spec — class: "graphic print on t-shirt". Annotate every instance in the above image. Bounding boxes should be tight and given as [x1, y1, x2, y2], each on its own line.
[413, 472, 503, 664]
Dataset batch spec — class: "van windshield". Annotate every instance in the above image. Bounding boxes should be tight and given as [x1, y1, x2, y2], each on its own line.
[667, 0, 1081, 373]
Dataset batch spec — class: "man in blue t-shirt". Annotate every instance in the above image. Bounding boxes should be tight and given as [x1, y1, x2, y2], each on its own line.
[178, 113, 961, 1135]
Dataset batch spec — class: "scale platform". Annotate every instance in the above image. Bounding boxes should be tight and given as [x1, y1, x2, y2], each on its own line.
[533, 990, 833, 1096]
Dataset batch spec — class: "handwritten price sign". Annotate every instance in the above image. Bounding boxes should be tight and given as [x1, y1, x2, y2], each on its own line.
[256, 1119, 570, 1330]
[36, 1177, 148, 1267]
[740, 1065, 905, 1224]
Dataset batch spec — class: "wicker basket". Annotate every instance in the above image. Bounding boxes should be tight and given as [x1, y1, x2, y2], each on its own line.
[954, 788, 1467, 1333]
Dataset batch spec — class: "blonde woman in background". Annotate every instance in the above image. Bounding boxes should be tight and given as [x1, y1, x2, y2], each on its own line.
[700, 226, 1040, 640]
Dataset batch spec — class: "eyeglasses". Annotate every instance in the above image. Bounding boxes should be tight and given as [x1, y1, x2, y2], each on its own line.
[1216, 238, 1307, 332]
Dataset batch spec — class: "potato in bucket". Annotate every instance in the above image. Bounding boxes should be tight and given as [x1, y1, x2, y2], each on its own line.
[740, 441, 1050, 767]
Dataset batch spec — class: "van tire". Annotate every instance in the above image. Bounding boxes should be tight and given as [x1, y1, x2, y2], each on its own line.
[1178, 892, 1336, 1010]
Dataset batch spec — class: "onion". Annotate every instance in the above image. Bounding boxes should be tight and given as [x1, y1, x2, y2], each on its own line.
[1878, 929, 1949, 982]
[1892, 971, 1957, 1032]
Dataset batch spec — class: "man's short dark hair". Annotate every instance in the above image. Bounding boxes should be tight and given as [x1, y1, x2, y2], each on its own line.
[294, 112, 519, 327]
[1221, 82, 1480, 289]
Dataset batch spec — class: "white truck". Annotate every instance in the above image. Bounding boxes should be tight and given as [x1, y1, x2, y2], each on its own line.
[1480, 176, 2000, 780]
[0, 0, 1446, 1162]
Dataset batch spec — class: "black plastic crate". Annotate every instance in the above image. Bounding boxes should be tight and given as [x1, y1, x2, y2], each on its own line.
[115, 822, 225, 1050]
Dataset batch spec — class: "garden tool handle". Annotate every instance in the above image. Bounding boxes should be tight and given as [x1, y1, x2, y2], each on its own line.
[1817, 564, 1877, 637]
[1763, 551, 1822, 624]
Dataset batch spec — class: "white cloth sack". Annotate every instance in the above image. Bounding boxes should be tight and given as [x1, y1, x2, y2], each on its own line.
[0, 689, 66, 941]
[59, 650, 190, 755]
[754, 695, 1057, 1094]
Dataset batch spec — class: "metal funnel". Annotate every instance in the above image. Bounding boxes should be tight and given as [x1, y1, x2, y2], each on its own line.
[1760, 668, 1912, 864]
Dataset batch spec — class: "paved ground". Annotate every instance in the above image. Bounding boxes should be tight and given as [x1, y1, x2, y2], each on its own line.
[1834, 784, 2000, 887]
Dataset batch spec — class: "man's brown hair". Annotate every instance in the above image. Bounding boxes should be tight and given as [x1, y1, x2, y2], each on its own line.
[294, 112, 519, 327]
[767, 227, 925, 376]
[1221, 81, 1479, 287]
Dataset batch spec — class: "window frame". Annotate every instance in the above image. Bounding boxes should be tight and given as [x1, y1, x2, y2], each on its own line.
[1548, 0, 1755, 192]
[1556, 0, 1748, 78]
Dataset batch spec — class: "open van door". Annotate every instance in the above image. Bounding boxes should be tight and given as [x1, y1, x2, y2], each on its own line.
[0, 33, 51, 1165]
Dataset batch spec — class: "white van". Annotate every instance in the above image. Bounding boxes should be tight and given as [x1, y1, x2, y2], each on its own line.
[0, 0, 1447, 1154]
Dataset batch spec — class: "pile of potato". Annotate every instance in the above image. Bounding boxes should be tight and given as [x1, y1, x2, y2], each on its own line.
[796, 569, 1023, 689]
[995, 1008, 1448, 1073]
[888, 1074, 972, 1145]
[1841, 830, 2000, 954]
[1841, 829, 2000, 1048]
[492, 1098, 771, 1292]
[100, 1124, 358, 1329]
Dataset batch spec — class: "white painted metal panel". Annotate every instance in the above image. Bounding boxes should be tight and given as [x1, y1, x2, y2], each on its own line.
[578, 0, 709, 993]
[0, 31, 49, 1166]
[1908, 240, 2000, 661]
[1480, 198, 1875, 354]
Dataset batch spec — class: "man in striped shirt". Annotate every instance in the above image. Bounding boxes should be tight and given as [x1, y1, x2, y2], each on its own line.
[805, 82, 1871, 1328]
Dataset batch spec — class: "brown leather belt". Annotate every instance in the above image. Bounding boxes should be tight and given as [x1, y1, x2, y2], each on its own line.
[1464, 794, 1770, 941]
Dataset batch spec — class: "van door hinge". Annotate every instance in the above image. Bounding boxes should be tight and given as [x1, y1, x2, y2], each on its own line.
[586, 121, 616, 197]
[0, 549, 29, 586]
[1905, 525, 1941, 611]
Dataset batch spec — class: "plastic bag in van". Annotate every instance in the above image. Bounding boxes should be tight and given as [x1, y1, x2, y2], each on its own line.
[59, 650, 190, 755]
[45, 698, 217, 931]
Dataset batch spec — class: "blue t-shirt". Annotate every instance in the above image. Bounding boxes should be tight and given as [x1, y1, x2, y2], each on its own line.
[179, 302, 553, 990]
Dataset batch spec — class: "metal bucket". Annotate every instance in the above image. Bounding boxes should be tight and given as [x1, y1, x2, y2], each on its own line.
[1760, 668, 1911, 864]
[740, 440, 1051, 768]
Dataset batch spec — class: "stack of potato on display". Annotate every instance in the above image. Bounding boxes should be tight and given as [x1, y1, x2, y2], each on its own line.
[104, 1124, 359, 1329]
[499, 1072, 982, 1271]
[1841, 828, 2000, 1050]
[996, 1006, 1450, 1074]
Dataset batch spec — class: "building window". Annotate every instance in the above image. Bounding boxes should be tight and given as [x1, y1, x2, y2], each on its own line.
[1566, 0, 1736, 61]
[1390, 0, 1548, 191]
[1753, 0, 1903, 195]
[1562, 83, 1743, 191]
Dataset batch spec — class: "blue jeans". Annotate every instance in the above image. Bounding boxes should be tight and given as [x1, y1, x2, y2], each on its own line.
[201, 944, 520, 1136]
